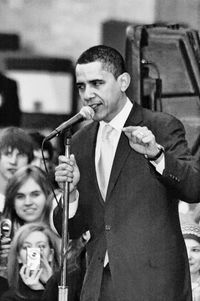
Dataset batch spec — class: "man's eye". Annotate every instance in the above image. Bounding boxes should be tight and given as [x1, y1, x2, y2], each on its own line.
[31, 191, 41, 198]
[93, 81, 103, 86]
[193, 248, 200, 252]
[16, 194, 25, 200]
[77, 84, 85, 90]
[3, 150, 12, 156]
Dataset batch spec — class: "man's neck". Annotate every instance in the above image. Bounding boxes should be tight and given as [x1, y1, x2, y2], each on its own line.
[191, 272, 200, 284]
[0, 174, 8, 195]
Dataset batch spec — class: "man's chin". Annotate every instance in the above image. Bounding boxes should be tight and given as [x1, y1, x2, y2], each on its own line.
[92, 110, 107, 122]
[6, 172, 15, 179]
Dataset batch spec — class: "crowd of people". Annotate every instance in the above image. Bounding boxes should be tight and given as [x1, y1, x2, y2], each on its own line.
[0, 44, 199, 301]
[0, 126, 86, 301]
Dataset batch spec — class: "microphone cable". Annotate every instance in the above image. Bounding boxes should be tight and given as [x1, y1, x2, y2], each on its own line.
[42, 138, 60, 207]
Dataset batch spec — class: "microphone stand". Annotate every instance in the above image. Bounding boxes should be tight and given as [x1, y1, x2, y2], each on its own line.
[58, 128, 72, 301]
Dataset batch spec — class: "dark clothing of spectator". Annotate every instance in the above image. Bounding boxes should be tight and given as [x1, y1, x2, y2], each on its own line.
[0, 276, 9, 299]
[0, 277, 43, 301]
[0, 73, 21, 127]
[43, 240, 86, 301]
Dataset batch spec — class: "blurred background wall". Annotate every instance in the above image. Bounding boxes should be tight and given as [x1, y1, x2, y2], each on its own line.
[0, 0, 157, 60]
[0, 0, 199, 61]
[0, 0, 200, 135]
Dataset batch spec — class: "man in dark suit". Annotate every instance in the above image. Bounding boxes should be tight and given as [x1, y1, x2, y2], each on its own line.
[54, 45, 200, 301]
[0, 72, 21, 127]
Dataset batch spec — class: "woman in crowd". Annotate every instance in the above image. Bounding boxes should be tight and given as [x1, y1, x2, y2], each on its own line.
[0, 222, 60, 301]
[182, 223, 200, 301]
[0, 165, 58, 280]
[2, 165, 53, 232]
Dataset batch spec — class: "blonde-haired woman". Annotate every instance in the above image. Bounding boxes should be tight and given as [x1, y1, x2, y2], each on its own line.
[1, 222, 60, 301]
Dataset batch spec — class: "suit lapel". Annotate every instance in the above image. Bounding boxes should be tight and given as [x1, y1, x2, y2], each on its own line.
[106, 103, 144, 201]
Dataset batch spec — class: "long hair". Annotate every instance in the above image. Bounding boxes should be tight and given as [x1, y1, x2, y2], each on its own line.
[7, 222, 60, 294]
[3, 165, 53, 236]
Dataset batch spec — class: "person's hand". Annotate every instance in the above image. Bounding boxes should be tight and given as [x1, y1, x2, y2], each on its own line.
[19, 264, 43, 290]
[122, 126, 161, 158]
[39, 251, 53, 285]
[0, 237, 11, 259]
[55, 154, 80, 193]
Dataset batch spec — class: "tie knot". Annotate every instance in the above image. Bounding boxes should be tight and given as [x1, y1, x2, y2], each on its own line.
[102, 124, 114, 141]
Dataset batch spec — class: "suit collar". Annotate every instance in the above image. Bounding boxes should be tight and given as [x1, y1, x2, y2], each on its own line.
[124, 102, 143, 127]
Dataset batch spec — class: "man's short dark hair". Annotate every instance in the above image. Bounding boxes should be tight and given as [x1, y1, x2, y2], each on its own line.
[76, 45, 127, 79]
[0, 127, 34, 163]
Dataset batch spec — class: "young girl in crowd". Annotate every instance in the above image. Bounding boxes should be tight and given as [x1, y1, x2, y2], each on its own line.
[0, 222, 60, 301]
[2, 165, 53, 232]
[182, 223, 200, 301]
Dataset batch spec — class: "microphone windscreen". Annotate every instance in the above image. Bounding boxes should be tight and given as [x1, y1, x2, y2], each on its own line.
[80, 106, 95, 120]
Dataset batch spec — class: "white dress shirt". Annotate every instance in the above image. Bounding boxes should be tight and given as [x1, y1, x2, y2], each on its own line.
[95, 98, 133, 172]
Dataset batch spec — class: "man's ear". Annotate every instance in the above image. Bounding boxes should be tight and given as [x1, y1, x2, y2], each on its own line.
[118, 72, 131, 92]
[17, 255, 22, 263]
[48, 248, 54, 263]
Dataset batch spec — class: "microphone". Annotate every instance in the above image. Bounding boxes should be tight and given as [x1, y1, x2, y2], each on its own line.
[45, 106, 94, 141]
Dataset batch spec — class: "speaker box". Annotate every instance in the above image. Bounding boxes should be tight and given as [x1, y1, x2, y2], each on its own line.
[102, 20, 131, 57]
[125, 24, 200, 149]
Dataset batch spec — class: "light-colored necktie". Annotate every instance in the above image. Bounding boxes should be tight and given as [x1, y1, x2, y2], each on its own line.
[97, 124, 115, 200]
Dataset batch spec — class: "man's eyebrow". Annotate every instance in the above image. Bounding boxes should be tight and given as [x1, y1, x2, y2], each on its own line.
[90, 79, 104, 82]
[76, 81, 84, 85]
[76, 79, 104, 86]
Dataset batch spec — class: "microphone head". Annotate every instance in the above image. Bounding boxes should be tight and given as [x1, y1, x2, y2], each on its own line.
[80, 106, 95, 120]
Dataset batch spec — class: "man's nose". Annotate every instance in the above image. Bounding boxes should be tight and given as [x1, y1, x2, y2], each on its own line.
[84, 86, 95, 100]
[33, 158, 43, 168]
[24, 195, 33, 205]
[9, 153, 18, 164]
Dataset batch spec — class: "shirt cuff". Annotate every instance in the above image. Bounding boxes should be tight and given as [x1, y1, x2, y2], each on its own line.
[69, 190, 79, 218]
[150, 154, 165, 174]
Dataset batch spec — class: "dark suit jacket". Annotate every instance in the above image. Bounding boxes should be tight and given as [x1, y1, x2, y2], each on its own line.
[0, 73, 21, 126]
[55, 103, 200, 301]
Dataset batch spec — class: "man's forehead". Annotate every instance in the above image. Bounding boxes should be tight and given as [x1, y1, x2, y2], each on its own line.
[0, 147, 28, 158]
[76, 61, 105, 74]
[2, 146, 21, 152]
[76, 62, 111, 82]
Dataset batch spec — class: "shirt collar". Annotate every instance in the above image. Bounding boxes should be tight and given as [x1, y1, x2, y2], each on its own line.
[99, 98, 133, 132]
